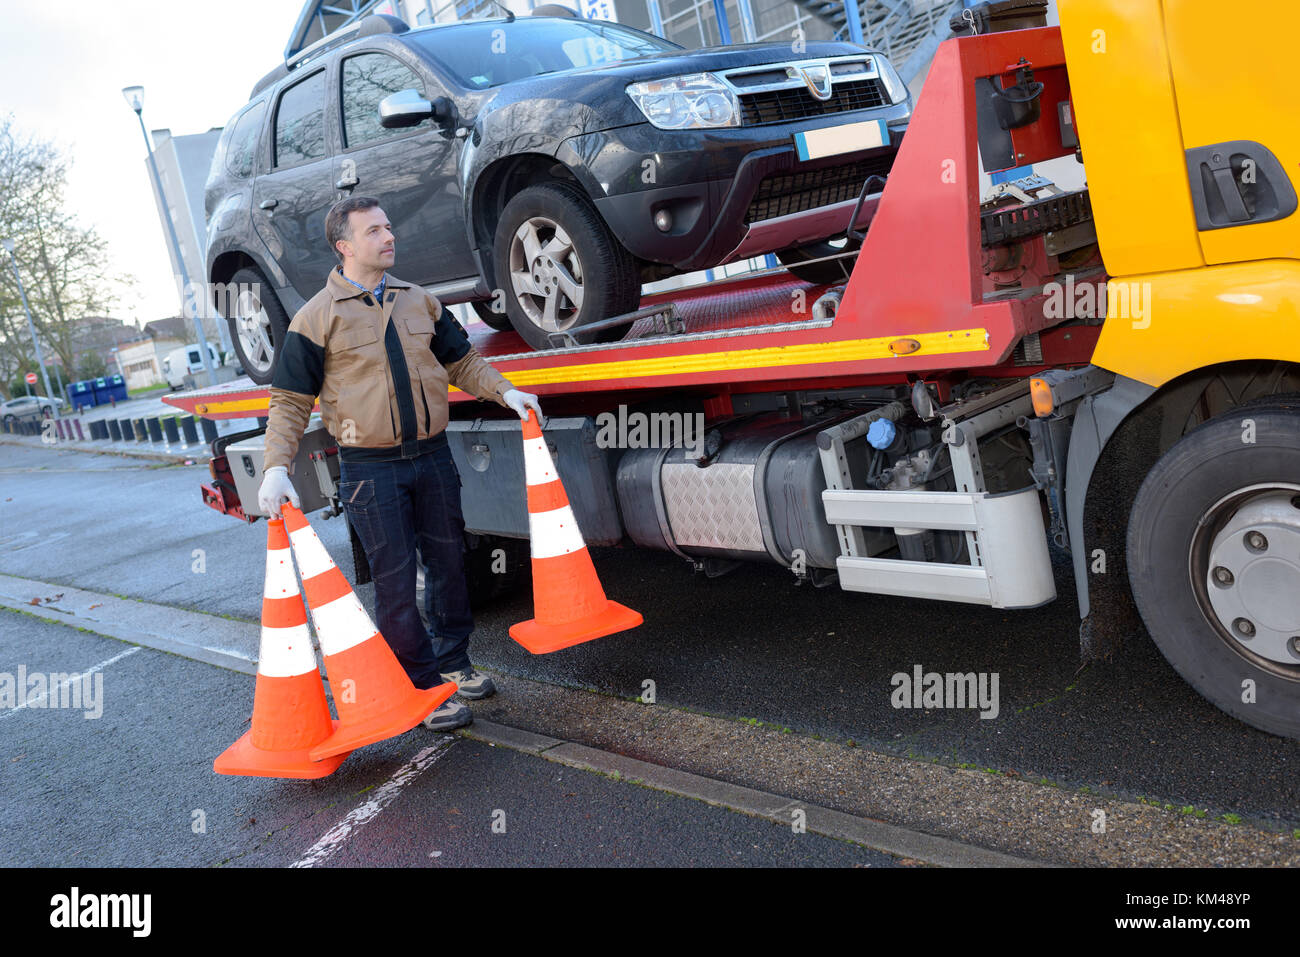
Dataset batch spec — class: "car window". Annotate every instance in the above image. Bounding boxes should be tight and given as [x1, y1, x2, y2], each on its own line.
[342, 53, 428, 148]
[408, 19, 679, 89]
[275, 71, 327, 167]
[226, 101, 267, 178]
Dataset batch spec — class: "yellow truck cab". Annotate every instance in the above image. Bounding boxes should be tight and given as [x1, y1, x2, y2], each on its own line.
[1059, 0, 1300, 736]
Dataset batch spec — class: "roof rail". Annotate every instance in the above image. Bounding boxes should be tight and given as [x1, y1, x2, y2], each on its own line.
[250, 13, 409, 99]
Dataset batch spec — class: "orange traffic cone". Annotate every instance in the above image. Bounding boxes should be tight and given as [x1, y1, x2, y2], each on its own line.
[510, 409, 642, 653]
[279, 503, 455, 761]
[214, 519, 350, 779]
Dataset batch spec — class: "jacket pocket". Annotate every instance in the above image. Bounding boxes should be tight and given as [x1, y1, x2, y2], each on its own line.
[402, 314, 437, 343]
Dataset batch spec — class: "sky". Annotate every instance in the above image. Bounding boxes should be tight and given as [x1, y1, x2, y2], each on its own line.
[0, 0, 307, 327]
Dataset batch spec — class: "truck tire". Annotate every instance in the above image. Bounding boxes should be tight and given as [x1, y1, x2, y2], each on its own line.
[1127, 399, 1300, 738]
[227, 265, 290, 385]
[471, 298, 513, 332]
[776, 236, 861, 285]
[492, 182, 641, 350]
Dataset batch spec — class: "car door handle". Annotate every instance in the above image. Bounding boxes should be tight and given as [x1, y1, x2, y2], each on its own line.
[336, 175, 359, 189]
[259, 199, 278, 210]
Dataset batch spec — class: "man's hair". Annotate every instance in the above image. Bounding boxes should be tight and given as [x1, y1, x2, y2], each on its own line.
[325, 196, 382, 263]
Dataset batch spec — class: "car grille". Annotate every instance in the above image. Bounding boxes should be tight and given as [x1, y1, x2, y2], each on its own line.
[739, 78, 890, 126]
[745, 154, 896, 224]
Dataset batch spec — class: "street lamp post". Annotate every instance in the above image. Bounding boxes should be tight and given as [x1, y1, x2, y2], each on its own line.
[121, 84, 217, 383]
[2, 238, 56, 404]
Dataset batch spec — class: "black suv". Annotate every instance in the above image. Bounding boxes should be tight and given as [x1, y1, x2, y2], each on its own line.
[205, 11, 911, 378]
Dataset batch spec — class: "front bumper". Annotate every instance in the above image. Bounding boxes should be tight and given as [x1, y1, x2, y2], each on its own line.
[559, 105, 910, 272]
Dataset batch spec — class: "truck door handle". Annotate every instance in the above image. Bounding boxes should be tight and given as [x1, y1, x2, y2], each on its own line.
[336, 174, 359, 189]
[259, 198, 278, 210]
[1186, 140, 1298, 231]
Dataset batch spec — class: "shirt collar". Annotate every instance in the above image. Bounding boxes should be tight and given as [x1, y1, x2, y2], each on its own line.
[327, 265, 414, 301]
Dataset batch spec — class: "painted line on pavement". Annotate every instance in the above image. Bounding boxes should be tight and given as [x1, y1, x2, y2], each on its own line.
[290, 737, 459, 868]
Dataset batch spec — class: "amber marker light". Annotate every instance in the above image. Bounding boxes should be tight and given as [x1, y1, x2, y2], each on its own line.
[1030, 377, 1053, 417]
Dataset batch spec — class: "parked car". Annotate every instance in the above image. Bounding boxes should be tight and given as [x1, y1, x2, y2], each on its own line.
[2, 395, 59, 425]
[162, 343, 224, 389]
[204, 10, 911, 378]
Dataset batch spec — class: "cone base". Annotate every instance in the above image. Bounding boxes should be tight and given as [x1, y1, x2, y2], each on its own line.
[509, 600, 643, 654]
[214, 721, 350, 779]
[308, 682, 456, 760]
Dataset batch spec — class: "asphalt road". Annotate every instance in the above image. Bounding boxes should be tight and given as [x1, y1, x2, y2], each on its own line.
[0, 612, 894, 867]
[1, 440, 1296, 832]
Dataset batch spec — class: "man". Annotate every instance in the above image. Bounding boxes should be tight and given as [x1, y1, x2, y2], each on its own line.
[257, 196, 542, 731]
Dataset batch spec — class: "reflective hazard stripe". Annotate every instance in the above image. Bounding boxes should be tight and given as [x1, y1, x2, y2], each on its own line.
[258, 622, 316, 678]
[528, 504, 585, 559]
[311, 592, 379, 658]
[523, 436, 558, 486]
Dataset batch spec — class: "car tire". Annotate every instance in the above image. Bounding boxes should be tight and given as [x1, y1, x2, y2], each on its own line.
[776, 235, 861, 285]
[227, 265, 290, 386]
[1126, 399, 1300, 739]
[492, 182, 641, 351]
[470, 298, 513, 332]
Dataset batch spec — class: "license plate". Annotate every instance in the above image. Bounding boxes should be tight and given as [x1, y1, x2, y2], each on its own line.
[793, 120, 889, 161]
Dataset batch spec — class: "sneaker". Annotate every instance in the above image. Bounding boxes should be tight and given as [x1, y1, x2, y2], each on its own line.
[440, 668, 497, 700]
[421, 699, 472, 731]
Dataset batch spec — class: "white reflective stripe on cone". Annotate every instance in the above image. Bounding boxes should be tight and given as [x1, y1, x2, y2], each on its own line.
[264, 548, 300, 599]
[310, 591, 379, 657]
[287, 525, 335, 579]
[257, 622, 316, 678]
[522, 436, 557, 486]
[528, 504, 585, 559]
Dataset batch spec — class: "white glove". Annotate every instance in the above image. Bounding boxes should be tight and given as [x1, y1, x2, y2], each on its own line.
[503, 388, 545, 428]
[258, 465, 300, 518]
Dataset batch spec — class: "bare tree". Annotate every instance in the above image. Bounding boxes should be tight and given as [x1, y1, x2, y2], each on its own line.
[0, 114, 135, 399]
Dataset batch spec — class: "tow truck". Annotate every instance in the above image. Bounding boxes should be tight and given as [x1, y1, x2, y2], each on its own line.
[167, 0, 1300, 739]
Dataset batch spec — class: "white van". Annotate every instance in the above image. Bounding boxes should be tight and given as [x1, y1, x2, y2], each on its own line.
[162, 343, 221, 389]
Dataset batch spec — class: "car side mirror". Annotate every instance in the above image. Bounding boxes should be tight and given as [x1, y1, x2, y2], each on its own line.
[379, 88, 435, 128]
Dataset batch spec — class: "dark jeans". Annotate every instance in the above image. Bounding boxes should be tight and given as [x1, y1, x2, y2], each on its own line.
[337, 442, 473, 689]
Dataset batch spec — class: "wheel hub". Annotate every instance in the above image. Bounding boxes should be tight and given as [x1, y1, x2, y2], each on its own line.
[234, 289, 274, 375]
[1204, 490, 1300, 664]
[508, 216, 584, 332]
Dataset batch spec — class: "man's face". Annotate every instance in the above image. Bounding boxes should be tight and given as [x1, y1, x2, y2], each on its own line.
[337, 206, 395, 271]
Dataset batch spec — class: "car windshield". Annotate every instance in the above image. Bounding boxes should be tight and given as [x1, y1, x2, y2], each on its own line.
[408, 18, 680, 90]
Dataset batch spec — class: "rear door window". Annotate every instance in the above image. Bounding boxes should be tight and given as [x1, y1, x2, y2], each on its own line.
[274, 71, 328, 168]
[226, 101, 267, 178]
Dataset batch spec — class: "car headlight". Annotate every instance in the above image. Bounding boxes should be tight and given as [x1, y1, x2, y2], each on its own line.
[626, 73, 740, 130]
[875, 56, 910, 107]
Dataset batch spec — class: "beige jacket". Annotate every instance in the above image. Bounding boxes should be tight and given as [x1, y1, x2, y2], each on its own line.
[263, 267, 514, 470]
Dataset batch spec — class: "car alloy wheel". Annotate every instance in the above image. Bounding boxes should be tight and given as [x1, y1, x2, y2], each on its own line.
[233, 286, 275, 379]
[508, 215, 585, 334]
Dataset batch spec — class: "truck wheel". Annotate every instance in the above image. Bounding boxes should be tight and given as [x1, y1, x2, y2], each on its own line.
[227, 266, 290, 385]
[470, 298, 512, 332]
[493, 183, 641, 350]
[1127, 400, 1300, 738]
[776, 236, 861, 285]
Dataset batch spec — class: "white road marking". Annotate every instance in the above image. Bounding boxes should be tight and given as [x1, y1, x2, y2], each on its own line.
[290, 737, 458, 868]
[0, 645, 141, 717]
